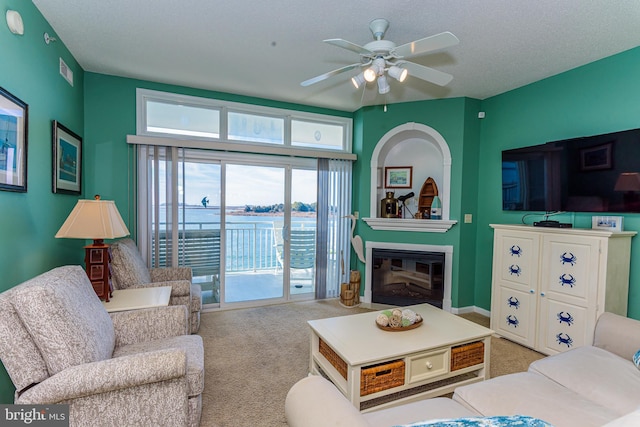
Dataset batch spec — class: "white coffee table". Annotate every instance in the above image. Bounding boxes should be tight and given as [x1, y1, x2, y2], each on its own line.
[102, 286, 172, 312]
[308, 303, 493, 412]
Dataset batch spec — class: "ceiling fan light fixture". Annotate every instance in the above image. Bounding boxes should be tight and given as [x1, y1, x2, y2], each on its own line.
[377, 75, 390, 94]
[388, 65, 408, 83]
[363, 67, 377, 82]
[351, 73, 366, 89]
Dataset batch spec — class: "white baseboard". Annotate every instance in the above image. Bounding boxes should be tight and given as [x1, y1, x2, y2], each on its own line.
[451, 305, 491, 317]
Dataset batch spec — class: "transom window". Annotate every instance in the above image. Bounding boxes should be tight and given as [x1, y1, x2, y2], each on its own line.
[137, 89, 352, 153]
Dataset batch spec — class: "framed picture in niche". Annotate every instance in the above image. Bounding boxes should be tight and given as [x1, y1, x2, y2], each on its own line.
[385, 166, 412, 189]
[0, 87, 28, 192]
[52, 120, 82, 194]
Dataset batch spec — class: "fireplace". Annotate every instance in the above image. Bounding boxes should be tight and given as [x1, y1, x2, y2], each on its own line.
[371, 249, 444, 308]
[365, 242, 453, 311]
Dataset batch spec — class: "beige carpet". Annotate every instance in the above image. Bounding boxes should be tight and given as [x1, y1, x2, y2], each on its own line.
[197, 301, 544, 427]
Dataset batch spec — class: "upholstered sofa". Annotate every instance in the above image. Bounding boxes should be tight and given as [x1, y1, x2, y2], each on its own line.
[110, 238, 202, 333]
[285, 312, 640, 427]
[0, 265, 204, 427]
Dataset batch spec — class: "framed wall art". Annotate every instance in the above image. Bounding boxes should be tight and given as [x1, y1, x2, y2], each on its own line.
[52, 120, 82, 195]
[385, 166, 412, 189]
[592, 216, 623, 232]
[0, 87, 28, 192]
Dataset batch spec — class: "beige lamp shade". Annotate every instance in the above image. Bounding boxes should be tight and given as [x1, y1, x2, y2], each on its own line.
[614, 173, 640, 192]
[56, 196, 130, 240]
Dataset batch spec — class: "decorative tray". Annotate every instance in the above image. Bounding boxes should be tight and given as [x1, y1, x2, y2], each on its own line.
[376, 317, 423, 332]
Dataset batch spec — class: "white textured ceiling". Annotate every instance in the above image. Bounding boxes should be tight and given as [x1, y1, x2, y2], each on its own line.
[32, 0, 640, 112]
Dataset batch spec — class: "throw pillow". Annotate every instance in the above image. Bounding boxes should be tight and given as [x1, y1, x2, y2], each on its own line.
[633, 349, 640, 370]
[394, 415, 553, 427]
[110, 239, 152, 288]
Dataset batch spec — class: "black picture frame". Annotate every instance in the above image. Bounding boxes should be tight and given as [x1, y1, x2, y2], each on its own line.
[0, 87, 28, 192]
[384, 166, 413, 189]
[52, 120, 82, 195]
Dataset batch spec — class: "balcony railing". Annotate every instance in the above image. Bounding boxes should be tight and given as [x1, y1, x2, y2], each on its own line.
[152, 221, 314, 276]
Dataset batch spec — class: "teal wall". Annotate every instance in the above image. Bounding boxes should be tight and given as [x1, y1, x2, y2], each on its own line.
[0, 0, 84, 402]
[474, 47, 640, 318]
[352, 98, 483, 308]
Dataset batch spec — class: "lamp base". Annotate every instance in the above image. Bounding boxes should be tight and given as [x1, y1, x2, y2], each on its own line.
[84, 243, 113, 301]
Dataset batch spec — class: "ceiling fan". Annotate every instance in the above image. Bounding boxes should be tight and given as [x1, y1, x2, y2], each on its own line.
[301, 19, 459, 94]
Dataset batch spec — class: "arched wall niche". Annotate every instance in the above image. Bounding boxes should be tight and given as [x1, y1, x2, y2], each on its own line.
[364, 122, 456, 232]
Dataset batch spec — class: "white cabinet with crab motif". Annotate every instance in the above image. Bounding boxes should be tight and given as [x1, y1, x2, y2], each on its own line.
[490, 224, 635, 355]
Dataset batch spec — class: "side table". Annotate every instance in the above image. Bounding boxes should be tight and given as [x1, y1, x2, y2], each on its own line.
[102, 286, 172, 313]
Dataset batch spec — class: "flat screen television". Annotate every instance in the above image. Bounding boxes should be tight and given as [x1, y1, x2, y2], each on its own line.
[502, 128, 640, 213]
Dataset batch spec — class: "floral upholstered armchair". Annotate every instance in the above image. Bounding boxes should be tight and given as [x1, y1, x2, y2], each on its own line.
[110, 238, 202, 333]
[0, 265, 204, 427]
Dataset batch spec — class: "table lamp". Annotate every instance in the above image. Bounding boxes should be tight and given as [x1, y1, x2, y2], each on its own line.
[55, 195, 130, 301]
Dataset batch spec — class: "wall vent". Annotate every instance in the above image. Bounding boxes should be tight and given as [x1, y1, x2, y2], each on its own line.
[59, 58, 74, 86]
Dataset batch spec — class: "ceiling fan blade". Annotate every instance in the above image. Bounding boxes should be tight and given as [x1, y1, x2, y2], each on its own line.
[400, 61, 454, 86]
[300, 63, 363, 87]
[393, 31, 459, 58]
[324, 38, 372, 55]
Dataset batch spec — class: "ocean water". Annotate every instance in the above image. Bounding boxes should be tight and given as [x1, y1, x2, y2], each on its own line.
[158, 206, 316, 229]
[156, 206, 316, 272]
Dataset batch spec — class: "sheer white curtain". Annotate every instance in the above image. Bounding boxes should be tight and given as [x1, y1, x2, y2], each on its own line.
[316, 159, 352, 298]
[136, 144, 187, 267]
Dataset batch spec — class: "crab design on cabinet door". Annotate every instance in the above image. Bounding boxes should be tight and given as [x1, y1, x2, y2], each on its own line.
[509, 245, 522, 257]
[556, 333, 574, 348]
[507, 296, 520, 309]
[559, 274, 576, 288]
[560, 252, 577, 266]
[508, 265, 521, 276]
[557, 311, 574, 326]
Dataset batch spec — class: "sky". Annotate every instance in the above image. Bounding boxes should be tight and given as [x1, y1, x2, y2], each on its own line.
[178, 162, 317, 207]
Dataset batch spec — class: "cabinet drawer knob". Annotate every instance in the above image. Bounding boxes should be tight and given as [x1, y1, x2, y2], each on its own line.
[425, 361, 433, 369]
[529, 289, 535, 294]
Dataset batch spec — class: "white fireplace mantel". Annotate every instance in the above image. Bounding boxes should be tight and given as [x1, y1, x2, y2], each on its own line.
[364, 241, 453, 312]
[363, 217, 457, 232]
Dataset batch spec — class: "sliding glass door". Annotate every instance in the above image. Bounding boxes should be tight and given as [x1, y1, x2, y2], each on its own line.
[143, 148, 318, 308]
[222, 162, 317, 305]
[223, 163, 286, 303]
[289, 168, 317, 295]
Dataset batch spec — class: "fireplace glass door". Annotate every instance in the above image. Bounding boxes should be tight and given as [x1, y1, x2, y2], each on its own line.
[371, 249, 444, 308]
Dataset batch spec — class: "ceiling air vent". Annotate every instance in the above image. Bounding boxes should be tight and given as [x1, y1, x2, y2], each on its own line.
[59, 58, 74, 86]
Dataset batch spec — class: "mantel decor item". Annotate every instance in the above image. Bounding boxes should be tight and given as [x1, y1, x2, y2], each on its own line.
[380, 191, 399, 218]
[52, 120, 82, 194]
[0, 86, 28, 192]
[384, 166, 412, 189]
[430, 195, 442, 220]
[417, 177, 438, 218]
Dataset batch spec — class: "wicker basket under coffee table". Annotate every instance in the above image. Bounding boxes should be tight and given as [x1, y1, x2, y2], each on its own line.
[307, 303, 493, 412]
